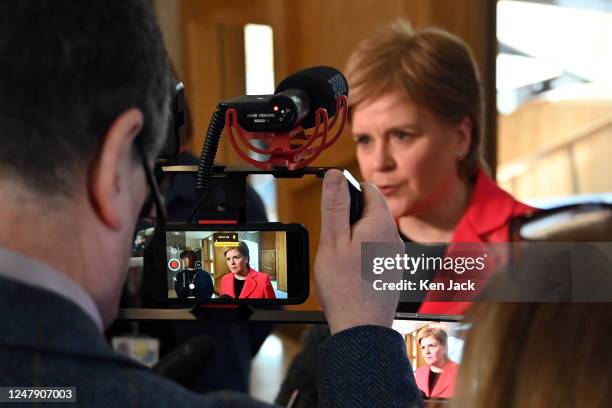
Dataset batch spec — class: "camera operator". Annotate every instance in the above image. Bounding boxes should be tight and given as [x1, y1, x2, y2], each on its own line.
[0, 1, 421, 406]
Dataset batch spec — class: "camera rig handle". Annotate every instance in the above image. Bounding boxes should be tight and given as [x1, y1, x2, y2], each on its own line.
[160, 164, 330, 224]
[117, 306, 461, 323]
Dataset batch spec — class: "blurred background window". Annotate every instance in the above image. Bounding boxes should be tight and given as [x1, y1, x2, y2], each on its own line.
[496, 0, 612, 207]
[244, 23, 278, 221]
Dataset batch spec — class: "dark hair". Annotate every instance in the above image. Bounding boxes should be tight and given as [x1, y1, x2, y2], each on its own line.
[179, 250, 197, 266]
[0, 0, 171, 196]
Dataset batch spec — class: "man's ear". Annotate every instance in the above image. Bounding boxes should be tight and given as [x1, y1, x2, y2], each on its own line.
[89, 108, 144, 230]
[454, 116, 473, 160]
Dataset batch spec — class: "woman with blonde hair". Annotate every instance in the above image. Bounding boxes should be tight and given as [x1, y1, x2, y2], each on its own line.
[415, 326, 458, 399]
[345, 20, 534, 315]
[220, 241, 276, 299]
[279, 19, 533, 406]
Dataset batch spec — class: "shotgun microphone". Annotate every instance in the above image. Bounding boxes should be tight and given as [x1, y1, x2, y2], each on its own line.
[222, 66, 348, 132]
[274, 65, 348, 128]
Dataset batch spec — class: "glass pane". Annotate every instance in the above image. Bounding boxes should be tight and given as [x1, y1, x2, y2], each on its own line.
[497, 0, 612, 207]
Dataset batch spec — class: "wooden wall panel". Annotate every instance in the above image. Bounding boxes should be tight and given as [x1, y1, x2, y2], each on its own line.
[573, 128, 612, 193]
[497, 98, 612, 199]
[182, 0, 284, 163]
[499, 101, 612, 163]
[154, 0, 184, 76]
[275, 232, 287, 292]
[512, 150, 574, 200]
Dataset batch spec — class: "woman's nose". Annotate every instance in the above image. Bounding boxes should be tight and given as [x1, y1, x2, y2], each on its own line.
[372, 142, 395, 171]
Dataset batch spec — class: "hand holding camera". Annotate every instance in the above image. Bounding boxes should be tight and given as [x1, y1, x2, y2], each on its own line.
[316, 169, 403, 334]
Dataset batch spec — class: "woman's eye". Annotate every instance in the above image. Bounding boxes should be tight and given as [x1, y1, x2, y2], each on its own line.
[392, 131, 413, 141]
[353, 134, 371, 145]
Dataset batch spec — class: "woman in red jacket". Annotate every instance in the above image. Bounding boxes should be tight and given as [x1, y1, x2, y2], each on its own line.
[345, 20, 534, 315]
[415, 326, 458, 399]
[220, 241, 276, 299]
[278, 20, 535, 407]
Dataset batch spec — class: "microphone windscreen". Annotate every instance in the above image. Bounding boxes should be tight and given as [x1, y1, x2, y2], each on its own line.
[275, 66, 348, 128]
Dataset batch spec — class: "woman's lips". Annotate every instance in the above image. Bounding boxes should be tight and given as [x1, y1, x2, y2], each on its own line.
[377, 185, 399, 196]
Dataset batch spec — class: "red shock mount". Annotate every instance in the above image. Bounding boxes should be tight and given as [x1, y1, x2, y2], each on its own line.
[224, 95, 348, 170]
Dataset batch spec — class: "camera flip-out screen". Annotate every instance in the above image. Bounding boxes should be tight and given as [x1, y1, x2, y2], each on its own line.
[145, 223, 309, 305]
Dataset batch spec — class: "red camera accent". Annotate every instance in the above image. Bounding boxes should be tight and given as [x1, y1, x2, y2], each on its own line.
[197, 219, 239, 225]
[168, 259, 181, 271]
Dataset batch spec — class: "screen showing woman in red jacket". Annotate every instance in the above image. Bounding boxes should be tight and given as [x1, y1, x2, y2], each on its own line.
[345, 19, 535, 315]
[415, 326, 458, 399]
[220, 241, 276, 299]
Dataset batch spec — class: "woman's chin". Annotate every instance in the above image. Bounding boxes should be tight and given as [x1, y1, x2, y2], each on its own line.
[390, 204, 414, 220]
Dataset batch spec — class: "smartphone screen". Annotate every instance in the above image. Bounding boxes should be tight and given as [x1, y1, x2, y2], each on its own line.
[143, 223, 309, 304]
[392, 319, 467, 401]
[166, 230, 289, 300]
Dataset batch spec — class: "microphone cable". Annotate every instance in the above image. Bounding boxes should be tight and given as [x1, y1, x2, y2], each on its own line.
[189, 104, 226, 222]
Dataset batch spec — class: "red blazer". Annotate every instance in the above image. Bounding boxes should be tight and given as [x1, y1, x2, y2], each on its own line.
[418, 170, 535, 315]
[415, 360, 458, 399]
[219, 267, 276, 299]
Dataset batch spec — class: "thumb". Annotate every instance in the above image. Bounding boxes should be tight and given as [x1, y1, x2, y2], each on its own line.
[319, 169, 350, 246]
[360, 182, 392, 221]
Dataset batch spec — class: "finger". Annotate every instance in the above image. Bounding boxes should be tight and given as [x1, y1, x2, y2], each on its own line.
[360, 182, 393, 221]
[359, 184, 403, 249]
[319, 169, 350, 246]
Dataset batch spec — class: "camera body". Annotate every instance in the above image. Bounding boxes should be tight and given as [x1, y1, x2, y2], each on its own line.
[222, 90, 309, 132]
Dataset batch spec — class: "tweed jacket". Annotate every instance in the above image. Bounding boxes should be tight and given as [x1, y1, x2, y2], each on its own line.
[0, 276, 420, 407]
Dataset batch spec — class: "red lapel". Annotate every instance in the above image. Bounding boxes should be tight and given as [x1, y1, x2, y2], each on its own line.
[452, 169, 533, 243]
[239, 269, 258, 299]
[418, 171, 535, 314]
[431, 361, 456, 397]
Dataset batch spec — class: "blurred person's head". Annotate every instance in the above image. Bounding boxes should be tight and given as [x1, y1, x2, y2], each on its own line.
[346, 20, 483, 221]
[454, 302, 612, 407]
[180, 250, 197, 269]
[0, 0, 171, 327]
[0, 0, 170, 198]
[417, 326, 449, 368]
[224, 241, 250, 276]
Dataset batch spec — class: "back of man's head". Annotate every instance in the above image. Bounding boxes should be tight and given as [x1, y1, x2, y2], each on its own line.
[0, 0, 171, 197]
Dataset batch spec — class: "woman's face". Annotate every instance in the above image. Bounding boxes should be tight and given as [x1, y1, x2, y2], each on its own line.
[420, 336, 446, 367]
[225, 248, 248, 275]
[351, 90, 471, 219]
